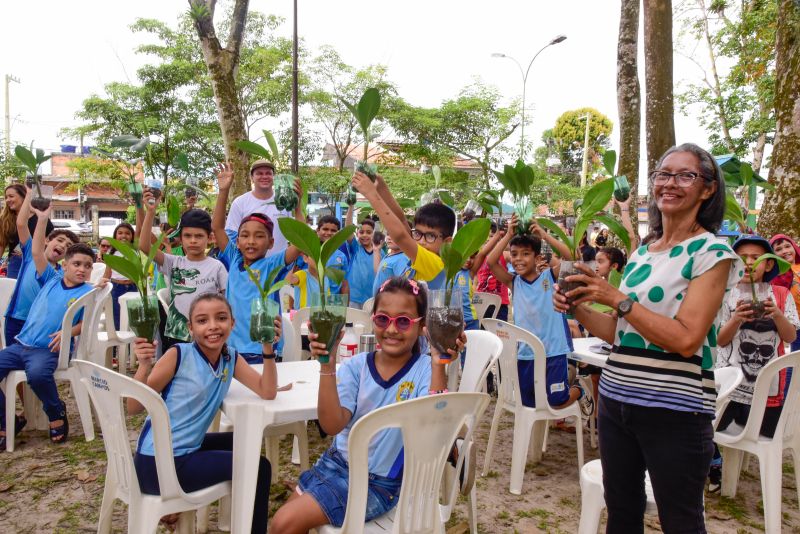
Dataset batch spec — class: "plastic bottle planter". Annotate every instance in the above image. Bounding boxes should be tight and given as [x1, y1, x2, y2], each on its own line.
[557, 260, 597, 316]
[127, 182, 144, 209]
[309, 294, 348, 364]
[145, 178, 163, 205]
[250, 298, 279, 344]
[735, 281, 770, 320]
[354, 161, 378, 181]
[426, 288, 464, 356]
[30, 184, 54, 211]
[126, 295, 161, 343]
[274, 174, 299, 212]
[613, 175, 631, 202]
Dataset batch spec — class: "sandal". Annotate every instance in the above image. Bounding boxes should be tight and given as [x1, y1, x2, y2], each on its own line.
[0, 415, 27, 450]
[49, 411, 69, 444]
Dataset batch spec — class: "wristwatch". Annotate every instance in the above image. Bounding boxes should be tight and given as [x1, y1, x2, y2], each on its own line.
[616, 297, 635, 318]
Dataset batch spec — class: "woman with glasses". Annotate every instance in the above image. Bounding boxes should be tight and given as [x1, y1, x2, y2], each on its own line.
[554, 143, 744, 533]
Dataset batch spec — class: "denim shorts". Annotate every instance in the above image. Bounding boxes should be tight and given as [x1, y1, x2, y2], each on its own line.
[518, 354, 570, 408]
[298, 448, 401, 527]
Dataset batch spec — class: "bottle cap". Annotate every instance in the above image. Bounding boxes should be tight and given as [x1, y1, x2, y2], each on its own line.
[345, 322, 354, 327]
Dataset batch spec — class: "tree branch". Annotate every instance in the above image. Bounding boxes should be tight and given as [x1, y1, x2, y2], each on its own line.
[226, 0, 250, 59]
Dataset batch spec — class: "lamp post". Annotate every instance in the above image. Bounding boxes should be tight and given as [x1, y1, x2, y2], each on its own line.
[290, 0, 299, 174]
[492, 35, 566, 160]
[580, 112, 591, 188]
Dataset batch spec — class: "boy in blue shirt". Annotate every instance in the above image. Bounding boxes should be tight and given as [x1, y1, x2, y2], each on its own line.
[313, 215, 350, 297]
[0, 241, 95, 447]
[454, 252, 479, 331]
[372, 234, 411, 296]
[351, 172, 454, 291]
[486, 214, 583, 409]
[343, 204, 379, 307]
[5, 192, 79, 343]
[211, 163, 302, 363]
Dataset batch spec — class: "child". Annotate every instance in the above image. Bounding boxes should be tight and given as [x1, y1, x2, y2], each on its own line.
[211, 162, 300, 363]
[454, 253, 479, 331]
[594, 247, 626, 282]
[5, 193, 78, 344]
[372, 234, 411, 296]
[770, 234, 800, 353]
[270, 277, 458, 533]
[486, 214, 584, 410]
[130, 294, 280, 533]
[0, 240, 96, 447]
[475, 222, 511, 322]
[314, 215, 350, 297]
[97, 238, 112, 262]
[709, 235, 798, 491]
[344, 204, 379, 307]
[103, 221, 139, 329]
[352, 171, 454, 291]
[140, 190, 227, 348]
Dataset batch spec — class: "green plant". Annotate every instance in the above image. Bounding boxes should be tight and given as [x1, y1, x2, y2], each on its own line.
[244, 265, 288, 305]
[493, 159, 536, 234]
[420, 165, 455, 207]
[340, 87, 381, 178]
[236, 130, 283, 168]
[439, 218, 492, 299]
[237, 131, 305, 213]
[745, 253, 790, 306]
[536, 179, 631, 259]
[601, 149, 631, 202]
[14, 144, 51, 197]
[102, 234, 164, 300]
[276, 217, 356, 308]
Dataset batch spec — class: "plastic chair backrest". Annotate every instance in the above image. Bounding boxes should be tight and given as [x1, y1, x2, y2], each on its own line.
[0, 278, 16, 347]
[338, 392, 490, 534]
[362, 297, 374, 313]
[482, 319, 549, 411]
[73, 360, 187, 503]
[740, 350, 800, 443]
[458, 330, 503, 393]
[81, 285, 113, 357]
[279, 284, 293, 312]
[90, 262, 107, 284]
[346, 307, 372, 334]
[156, 287, 171, 315]
[117, 290, 142, 331]
[473, 292, 501, 322]
[57, 288, 102, 369]
[714, 366, 743, 409]
[283, 307, 311, 362]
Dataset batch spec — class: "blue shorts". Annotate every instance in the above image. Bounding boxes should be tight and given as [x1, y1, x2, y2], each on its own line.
[298, 448, 401, 527]
[517, 354, 570, 408]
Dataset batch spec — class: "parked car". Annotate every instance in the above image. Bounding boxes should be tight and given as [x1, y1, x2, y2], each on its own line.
[96, 217, 122, 238]
[51, 219, 92, 243]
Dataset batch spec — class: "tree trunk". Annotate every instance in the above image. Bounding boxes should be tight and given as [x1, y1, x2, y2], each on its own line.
[757, 0, 800, 237]
[698, 0, 736, 153]
[617, 0, 641, 232]
[190, 0, 251, 198]
[643, 0, 676, 173]
[751, 98, 769, 174]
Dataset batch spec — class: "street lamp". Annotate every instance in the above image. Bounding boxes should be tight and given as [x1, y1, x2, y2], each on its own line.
[492, 34, 567, 160]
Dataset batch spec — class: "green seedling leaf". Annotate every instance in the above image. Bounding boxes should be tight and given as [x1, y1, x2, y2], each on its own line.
[266, 279, 287, 297]
[172, 152, 189, 173]
[321, 224, 356, 267]
[492, 167, 516, 195]
[167, 196, 181, 227]
[536, 218, 573, 256]
[102, 254, 141, 286]
[725, 192, 746, 228]
[752, 253, 791, 275]
[107, 237, 141, 268]
[579, 179, 614, 220]
[264, 130, 280, 162]
[324, 267, 345, 285]
[110, 134, 143, 148]
[14, 145, 37, 174]
[432, 165, 442, 188]
[603, 150, 617, 176]
[244, 264, 268, 301]
[595, 213, 632, 253]
[236, 140, 272, 160]
[438, 191, 455, 207]
[356, 88, 381, 138]
[740, 162, 753, 187]
[438, 242, 464, 289]
[278, 217, 321, 262]
[451, 218, 491, 263]
[516, 160, 535, 192]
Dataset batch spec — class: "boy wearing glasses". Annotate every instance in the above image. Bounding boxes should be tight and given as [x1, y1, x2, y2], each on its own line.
[709, 235, 798, 490]
[351, 172, 454, 292]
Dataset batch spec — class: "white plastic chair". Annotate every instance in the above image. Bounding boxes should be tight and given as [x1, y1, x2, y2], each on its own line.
[73, 360, 231, 534]
[714, 366, 744, 425]
[116, 291, 148, 372]
[283, 307, 311, 363]
[94, 292, 137, 369]
[0, 278, 16, 348]
[346, 306, 373, 335]
[90, 262, 107, 284]
[156, 287, 170, 315]
[481, 319, 584, 494]
[361, 297, 374, 312]
[716, 351, 800, 534]
[2, 287, 103, 452]
[318, 392, 490, 534]
[472, 292, 501, 322]
[278, 284, 293, 313]
[577, 459, 658, 534]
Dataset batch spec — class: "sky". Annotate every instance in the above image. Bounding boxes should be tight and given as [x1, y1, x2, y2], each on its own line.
[0, 0, 724, 193]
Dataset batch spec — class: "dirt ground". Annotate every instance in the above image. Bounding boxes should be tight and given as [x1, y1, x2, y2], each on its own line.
[1, 384, 799, 533]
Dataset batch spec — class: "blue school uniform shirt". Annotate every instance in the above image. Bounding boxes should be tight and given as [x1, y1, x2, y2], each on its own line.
[218, 238, 289, 355]
[512, 270, 573, 359]
[16, 277, 92, 349]
[5, 237, 60, 321]
[372, 253, 412, 295]
[293, 270, 334, 309]
[408, 244, 446, 291]
[454, 268, 477, 325]
[295, 249, 349, 294]
[137, 343, 238, 456]
[334, 351, 432, 478]
[346, 241, 378, 306]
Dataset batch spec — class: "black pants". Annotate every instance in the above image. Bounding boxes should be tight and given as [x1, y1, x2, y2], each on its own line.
[598, 395, 714, 534]
[134, 432, 270, 534]
[484, 303, 509, 322]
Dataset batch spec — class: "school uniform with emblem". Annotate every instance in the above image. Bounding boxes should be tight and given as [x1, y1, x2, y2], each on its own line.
[346, 240, 379, 307]
[372, 252, 412, 296]
[454, 268, 478, 330]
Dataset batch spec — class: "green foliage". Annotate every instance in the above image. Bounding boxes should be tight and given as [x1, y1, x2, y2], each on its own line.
[493, 159, 536, 220]
[13, 145, 51, 179]
[549, 108, 614, 179]
[340, 87, 381, 159]
[244, 265, 287, 304]
[725, 191, 748, 230]
[103, 234, 164, 298]
[439, 218, 491, 290]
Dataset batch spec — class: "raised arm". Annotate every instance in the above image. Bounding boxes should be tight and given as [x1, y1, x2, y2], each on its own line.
[211, 162, 232, 252]
[16, 187, 33, 245]
[615, 196, 639, 251]
[344, 204, 355, 243]
[292, 177, 305, 222]
[471, 228, 504, 278]
[233, 320, 283, 400]
[311, 330, 353, 435]
[375, 174, 410, 233]
[31, 205, 52, 275]
[486, 216, 515, 287]
[139, 190, 165, 265]
[127, 340, 178, 414]
[352, 172, 419, 262]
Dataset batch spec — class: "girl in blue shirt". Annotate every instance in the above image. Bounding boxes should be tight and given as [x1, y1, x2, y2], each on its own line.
[271, 277, 461, 533]
[130, 294, 285, 533]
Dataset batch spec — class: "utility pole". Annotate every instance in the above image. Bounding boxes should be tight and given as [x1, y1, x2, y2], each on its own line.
[290, 0, 299, 174]
[4, 74, 20, 156]
[580, 112, 591, 188]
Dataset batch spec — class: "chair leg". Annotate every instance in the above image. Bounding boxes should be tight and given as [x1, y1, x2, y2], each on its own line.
[295, 425, 310, 471]
[720, 446, 744, 497]
[758, 451, 783, 534]
[481, 402, 504, 476]
[176, 511, 196, 534]
[96, 476, 115, 534]
[291, 435, 301, 465]
[575, 416, 585, 475]
[264, 435, 281, 485]
[578, 471, 605, 534]
[467, 484, 478, 534]
[218, 496, 232, 532]
[529, 420, 546, 464]
[128, 505, 159, 534]
[196, 506, 210, 534]
[70, 375, 95, 442]
[4, 379, 17, 453]
[792, 446, 800, 511]
[510, 415, 534, 495]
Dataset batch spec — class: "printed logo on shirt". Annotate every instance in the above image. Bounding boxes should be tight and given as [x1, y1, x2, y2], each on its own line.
[66, 297, 77, 309]
[396, 381, 415, 402]
[542, 278, 550, 292]
[550, 381, 565, 394]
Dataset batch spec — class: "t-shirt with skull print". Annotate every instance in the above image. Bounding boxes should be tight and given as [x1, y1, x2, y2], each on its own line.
[716, 285, 799, 405]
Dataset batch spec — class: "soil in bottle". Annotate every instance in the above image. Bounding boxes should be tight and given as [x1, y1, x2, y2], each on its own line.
[427, 306, 464, 355]
[310, 309, 346, 364]
[250, 310, 275, 343]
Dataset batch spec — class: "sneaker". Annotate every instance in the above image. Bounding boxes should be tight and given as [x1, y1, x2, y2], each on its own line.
[708, 465, 721, 493]
[575, 385, 594, 417]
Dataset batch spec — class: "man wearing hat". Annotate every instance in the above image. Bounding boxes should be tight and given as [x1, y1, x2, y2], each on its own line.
[224, 159, 303, 256]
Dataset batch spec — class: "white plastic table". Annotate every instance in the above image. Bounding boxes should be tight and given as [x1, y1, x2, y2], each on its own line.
[222, 359, 321, 533]
[569, 337, 610, 368]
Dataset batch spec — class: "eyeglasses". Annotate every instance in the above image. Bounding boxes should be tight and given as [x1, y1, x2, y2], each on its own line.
[411, 228, 443, 244]
[372, 313, 422, 332]
[649, 171, 704, 187]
